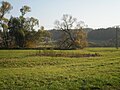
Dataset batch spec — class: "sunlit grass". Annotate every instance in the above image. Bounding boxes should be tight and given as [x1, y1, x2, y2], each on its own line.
[0, 48, 120, 89]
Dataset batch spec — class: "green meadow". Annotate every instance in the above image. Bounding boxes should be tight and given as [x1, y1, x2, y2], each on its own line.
[0, 48, 120, 90]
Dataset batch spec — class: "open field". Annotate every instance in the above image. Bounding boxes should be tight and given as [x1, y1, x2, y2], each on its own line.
[0, 48, 120, 90]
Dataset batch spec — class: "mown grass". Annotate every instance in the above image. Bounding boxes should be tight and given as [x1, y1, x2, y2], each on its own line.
[0, 48, 120, 90]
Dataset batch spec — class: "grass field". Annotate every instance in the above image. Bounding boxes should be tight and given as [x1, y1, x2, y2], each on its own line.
[0, 48, 120, 90]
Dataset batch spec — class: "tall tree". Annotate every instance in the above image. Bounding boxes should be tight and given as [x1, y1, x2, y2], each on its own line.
[24, 17, 39, 48]
[20, 5, 31, 30]
[8, 17, 25, 47]
[54, 14, 87, 49]
[20, 5, 31, 17]
[8, 5, 31, 48]
[0, 1, 12, 20]
[8, 6, 39, 48]
[0, 1, 12, 48]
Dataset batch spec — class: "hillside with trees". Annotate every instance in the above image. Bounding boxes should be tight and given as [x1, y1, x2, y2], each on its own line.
[49, 27, 120, 47]
[88, 28, 120, 47]
[0, 1, 120, 49]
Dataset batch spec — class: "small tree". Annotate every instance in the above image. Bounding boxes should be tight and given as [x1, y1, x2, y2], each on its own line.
[54, 14, 87, 49]
[36, 26, 51, 48]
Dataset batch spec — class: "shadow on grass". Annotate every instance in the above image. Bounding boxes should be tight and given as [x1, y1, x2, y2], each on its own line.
[32, 50, 101, 58]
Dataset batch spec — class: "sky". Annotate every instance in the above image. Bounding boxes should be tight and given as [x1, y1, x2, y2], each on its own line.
[2, 0, 120, 29]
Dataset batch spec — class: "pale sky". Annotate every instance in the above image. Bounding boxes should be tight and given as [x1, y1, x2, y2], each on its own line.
[2, 0, 120, 29]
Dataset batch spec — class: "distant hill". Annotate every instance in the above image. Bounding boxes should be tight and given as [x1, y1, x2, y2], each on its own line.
[49, 28, 120, 47]
[84, 28, 93, 33]
[88, 28, 120, 46]
[88, 28, 116, 41]
[49, 28, 93, 41]
[49, 29, 62, 41]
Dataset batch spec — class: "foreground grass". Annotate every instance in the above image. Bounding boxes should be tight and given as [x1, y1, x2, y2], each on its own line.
[0, 48, 120, 90]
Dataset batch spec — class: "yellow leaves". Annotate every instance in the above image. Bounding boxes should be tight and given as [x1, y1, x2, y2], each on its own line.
[25, 40, 36, 48]
[0, 1, 12, 14]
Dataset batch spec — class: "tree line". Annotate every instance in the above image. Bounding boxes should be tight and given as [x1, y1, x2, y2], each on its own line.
[0, 1, 87, 49]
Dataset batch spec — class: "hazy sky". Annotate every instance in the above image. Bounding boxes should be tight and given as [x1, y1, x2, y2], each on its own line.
[3, 0, 120, 29]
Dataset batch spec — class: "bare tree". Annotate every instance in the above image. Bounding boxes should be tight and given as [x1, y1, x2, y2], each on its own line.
[54, 14, 87, 49]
